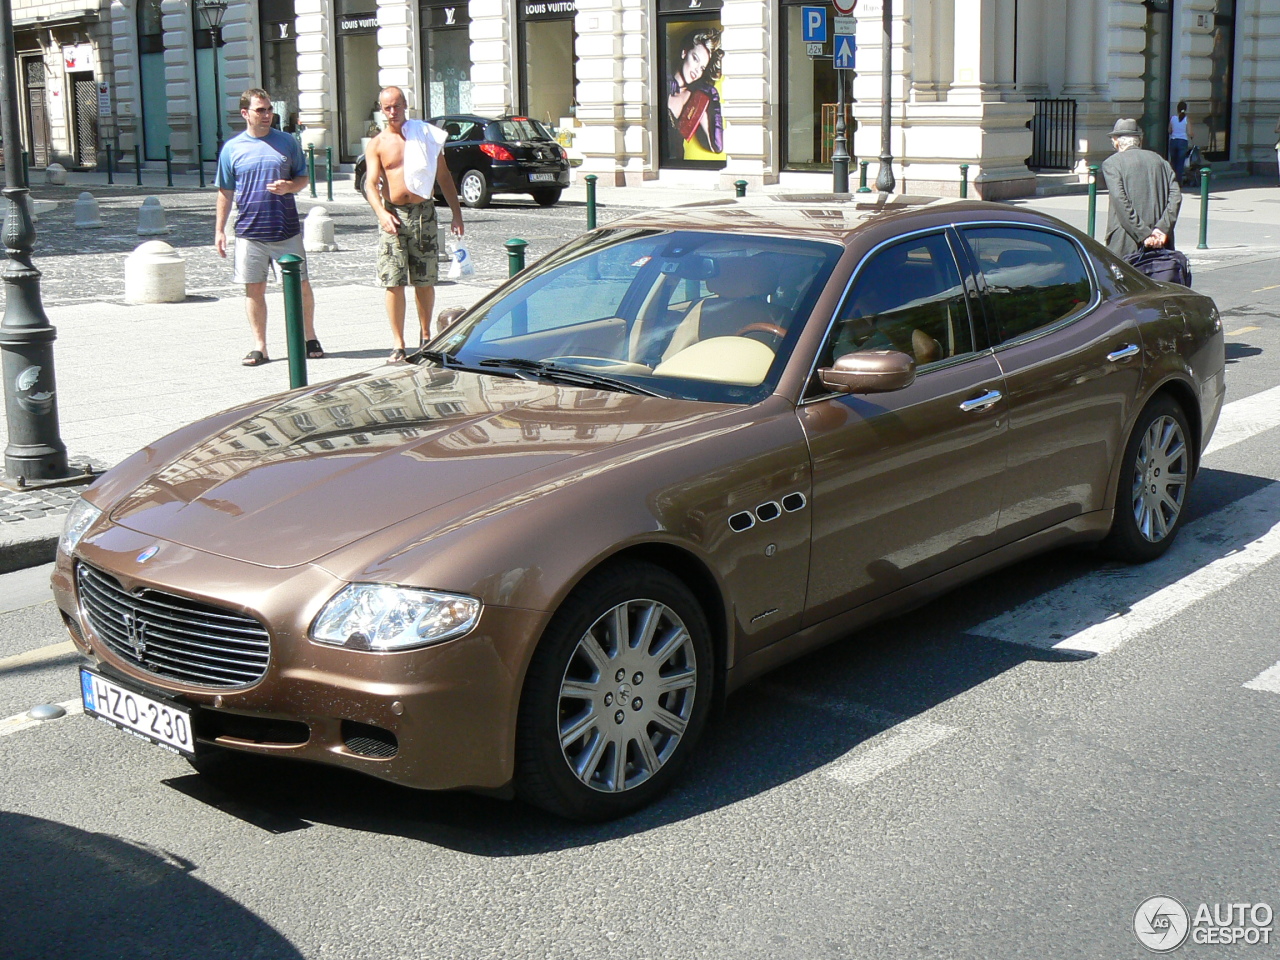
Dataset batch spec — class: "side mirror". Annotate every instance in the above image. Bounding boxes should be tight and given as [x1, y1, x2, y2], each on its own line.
[435, 306, 466, 335]
[818, 350, 916, 394]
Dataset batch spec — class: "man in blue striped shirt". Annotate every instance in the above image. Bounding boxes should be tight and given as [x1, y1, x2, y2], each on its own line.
[215, 88, 324, 366]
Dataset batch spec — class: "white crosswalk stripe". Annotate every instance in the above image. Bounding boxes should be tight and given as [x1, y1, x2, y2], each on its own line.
[1204, 383, 1280, 456]
[1243, 662, 1280, 696]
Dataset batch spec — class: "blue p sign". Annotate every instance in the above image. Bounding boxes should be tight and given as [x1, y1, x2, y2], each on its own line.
[802, 6, 827, 42]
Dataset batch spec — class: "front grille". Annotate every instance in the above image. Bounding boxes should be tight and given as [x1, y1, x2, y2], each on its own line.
[76, 563, 270, 688]
[341, 720, 398, 758]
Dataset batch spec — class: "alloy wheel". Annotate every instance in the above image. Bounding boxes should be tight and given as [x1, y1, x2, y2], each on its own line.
[1130, 414, 1188, 542]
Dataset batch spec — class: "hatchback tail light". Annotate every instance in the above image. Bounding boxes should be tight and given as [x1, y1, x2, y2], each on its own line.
[554, 144, 567, 159]
[480, 143, 515, 161]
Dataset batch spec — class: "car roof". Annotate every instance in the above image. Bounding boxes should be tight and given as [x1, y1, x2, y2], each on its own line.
[603, 196, 1075, 245]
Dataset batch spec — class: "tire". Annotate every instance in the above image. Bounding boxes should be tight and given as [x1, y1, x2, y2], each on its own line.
[1101, 394, 1193, 563]
[532, 187, 562, 207]
[458, 169, 491, 208]
[354, 157, 367, 196]
[516, 561, 714, 821]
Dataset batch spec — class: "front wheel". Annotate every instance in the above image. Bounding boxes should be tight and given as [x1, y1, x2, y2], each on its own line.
[516, 562, 714, 821]
[458, 169, 491, 208]
[1101, 394, 1193, 563]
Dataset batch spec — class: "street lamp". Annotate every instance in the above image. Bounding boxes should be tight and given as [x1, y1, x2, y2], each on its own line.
[197, 0, 228, 153]
[875, 0, 896, 193]
[0, 0, 72, 483]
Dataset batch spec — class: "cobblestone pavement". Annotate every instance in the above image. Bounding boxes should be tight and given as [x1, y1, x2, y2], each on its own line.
[5, 181, 647, 307]
[0, 484, 88, 524]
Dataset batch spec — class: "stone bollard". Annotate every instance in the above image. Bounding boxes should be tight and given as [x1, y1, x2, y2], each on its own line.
[73, 192, 103, 228]
[136, 196, 170, 236]
[45, 163, 68, 185]
[302, 205, 338, 252]
[125, 240, 186, 303]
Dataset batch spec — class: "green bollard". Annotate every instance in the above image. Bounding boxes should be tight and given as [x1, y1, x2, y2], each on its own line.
[164, 145, 173, 187]
[325, 147, 333, 201]
[197, 143, 205, 188]
[734, 179, 748, 197]
[959, 164, 969, 199]
[1087, 164, 1099, 238]
[1197, 166, 1211, 249]
[278, 254, 308, 388]
[106, 141, 114, 185]
[307, 144, 316, 198]
[134, 144, 142, 186]
[505, 238, 528, 277]
[585, 174, 598, 229]
[857, 159, 871, 193]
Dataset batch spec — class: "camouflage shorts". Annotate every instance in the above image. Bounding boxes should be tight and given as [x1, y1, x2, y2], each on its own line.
[377, 200, 439, 287]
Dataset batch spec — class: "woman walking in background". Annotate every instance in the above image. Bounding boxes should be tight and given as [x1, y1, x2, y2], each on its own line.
[1168, 102, 1194, 183]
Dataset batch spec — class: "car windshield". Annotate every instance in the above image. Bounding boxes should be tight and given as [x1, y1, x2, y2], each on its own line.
[432, 229, 843, 404]
[491, 118, 554, 141]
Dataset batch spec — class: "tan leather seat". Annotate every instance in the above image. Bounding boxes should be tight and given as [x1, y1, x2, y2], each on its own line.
[661, 257, 780, 361]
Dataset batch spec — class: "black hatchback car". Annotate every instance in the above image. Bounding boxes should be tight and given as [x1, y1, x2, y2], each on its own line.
[355, 114, 571, 208]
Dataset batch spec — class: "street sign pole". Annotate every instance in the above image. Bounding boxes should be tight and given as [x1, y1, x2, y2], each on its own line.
[831, 12, 856, 195]
[876, 0, 896, 192]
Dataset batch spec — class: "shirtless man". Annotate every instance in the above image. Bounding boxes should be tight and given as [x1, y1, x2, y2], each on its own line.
[364, 86, 464, 362]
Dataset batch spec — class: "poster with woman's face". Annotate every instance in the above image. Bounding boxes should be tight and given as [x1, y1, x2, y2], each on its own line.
[662, 19, 727, 166]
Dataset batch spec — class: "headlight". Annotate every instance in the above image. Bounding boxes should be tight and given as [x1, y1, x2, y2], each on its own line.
[59, 498, 102, 556]
[311, 583, 482, 651]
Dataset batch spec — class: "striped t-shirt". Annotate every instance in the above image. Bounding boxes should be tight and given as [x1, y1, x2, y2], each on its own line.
[216, 129, 305, 241]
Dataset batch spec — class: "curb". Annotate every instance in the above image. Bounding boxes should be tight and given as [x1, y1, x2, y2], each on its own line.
[0, 515, 63, 576]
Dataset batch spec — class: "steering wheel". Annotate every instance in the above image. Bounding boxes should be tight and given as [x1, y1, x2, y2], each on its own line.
[736, 322, 788, 340]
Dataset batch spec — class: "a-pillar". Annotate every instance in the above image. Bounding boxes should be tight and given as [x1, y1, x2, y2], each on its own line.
[469, 0, 513, 118]
[109, 0, 141, 157]
[377, 0, 417, 110]
[719, 0, 772, 190]
[161, 0, 199, 167]
[296, 0, 335, 149]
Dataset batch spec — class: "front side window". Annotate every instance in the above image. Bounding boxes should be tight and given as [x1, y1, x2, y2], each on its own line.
[962, 226, 1093, 344]
[821, 232, 973, 368]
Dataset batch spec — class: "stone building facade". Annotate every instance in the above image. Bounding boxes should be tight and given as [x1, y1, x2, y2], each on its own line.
[10, 0, 1279, 198]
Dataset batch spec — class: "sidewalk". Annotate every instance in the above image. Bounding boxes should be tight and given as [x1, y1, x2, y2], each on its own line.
[2, 173, 1276, 573]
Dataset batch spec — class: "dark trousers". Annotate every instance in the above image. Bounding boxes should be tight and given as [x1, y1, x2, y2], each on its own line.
[1169, 138, 1190, 180]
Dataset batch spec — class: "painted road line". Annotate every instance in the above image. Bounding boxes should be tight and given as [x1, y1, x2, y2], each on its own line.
[0, 698, 83, 738]
[760, 683, 958, 787]
[1225, 326, 1260, 336]
[968, 481, 1280, 656]
[1243, 662, 1280, 696]
[0, 640, 75, 672]
[1205, 383, 1280, 456]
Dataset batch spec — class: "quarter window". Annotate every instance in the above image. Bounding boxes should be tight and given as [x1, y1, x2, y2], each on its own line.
[962, 227, 1093, 344]
[822, 232, 972, 368]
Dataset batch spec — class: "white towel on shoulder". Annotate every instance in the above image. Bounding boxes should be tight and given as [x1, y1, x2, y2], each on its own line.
[401, 119, 448, 200]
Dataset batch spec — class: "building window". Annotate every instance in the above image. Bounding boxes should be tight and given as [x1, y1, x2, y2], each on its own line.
[781, 0, 842, 171]
[421, 0, 473, 117]
[335, 0, 381, 162]
[137, 0, 168, 160]
[657, 0, 725, 169]
[517, 0, 577, 130]
[261, 0, 300, 132]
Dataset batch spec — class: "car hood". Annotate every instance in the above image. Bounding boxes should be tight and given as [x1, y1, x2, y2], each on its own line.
[108, 365, 727, 568]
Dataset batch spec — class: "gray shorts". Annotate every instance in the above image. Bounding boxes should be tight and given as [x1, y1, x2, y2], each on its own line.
[233, 234, 308, 284]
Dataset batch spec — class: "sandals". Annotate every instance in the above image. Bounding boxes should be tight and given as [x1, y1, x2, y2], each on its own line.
[388, 348, 407, 363]
[242, 350, 269, 367]
[306, 339, 325, 359]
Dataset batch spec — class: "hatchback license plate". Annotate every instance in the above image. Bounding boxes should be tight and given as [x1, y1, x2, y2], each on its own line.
[529, 173, 557, 182]
[80, 668, 194, 755]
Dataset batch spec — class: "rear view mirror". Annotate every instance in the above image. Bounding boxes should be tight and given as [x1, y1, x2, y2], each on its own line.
[818, 350, 916, 394]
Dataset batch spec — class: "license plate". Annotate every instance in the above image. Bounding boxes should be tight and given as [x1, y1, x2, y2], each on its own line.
[530, 173, 557, 182]
[80, 667, 194, 756]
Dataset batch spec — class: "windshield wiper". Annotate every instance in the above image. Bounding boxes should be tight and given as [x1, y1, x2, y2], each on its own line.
[475, 357, 662, 397]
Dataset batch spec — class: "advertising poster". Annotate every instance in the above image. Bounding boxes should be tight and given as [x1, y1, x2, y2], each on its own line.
[662, 19, 726, 167]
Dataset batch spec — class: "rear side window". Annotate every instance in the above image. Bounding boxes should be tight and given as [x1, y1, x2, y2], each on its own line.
[822, 231, 973, 368]
[962, 226, 1093, 344]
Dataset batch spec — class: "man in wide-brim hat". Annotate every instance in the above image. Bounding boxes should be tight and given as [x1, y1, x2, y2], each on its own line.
[1100, 118, 1182, 257]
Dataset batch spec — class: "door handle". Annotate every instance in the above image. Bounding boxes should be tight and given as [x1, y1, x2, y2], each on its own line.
[959, 390, 1002, 413]
[1107, 343, 1140, 362]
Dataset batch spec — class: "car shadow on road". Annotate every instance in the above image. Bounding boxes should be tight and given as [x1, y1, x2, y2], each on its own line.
[0, 812, 304, 960]
[158, 466, 1277, 854]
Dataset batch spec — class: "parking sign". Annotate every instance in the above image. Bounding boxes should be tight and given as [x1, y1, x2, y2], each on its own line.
[801, 6, 827, 43]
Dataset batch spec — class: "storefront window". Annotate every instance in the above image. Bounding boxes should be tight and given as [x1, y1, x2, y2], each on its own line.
[336, 0, 380, 161]
[261, 0, 300, 133]
[1201, 0, 1235, 159]
[781, 0, 841, 170]
[421, 0, 473, 117]
[137, 0, 168, 160]
[518, 0, 577, 131]
[657, 0, 725, 169]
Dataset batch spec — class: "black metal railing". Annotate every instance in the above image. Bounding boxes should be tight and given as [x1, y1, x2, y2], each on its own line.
[1029, 98, 1077, 171]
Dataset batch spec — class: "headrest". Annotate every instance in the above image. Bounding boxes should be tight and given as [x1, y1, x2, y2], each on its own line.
[708, 256, 778, 299]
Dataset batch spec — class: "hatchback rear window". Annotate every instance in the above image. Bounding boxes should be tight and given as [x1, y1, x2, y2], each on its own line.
[489, 119, 553, 141]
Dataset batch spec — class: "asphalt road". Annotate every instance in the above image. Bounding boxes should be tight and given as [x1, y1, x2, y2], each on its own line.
[1, 257, 1279, 959]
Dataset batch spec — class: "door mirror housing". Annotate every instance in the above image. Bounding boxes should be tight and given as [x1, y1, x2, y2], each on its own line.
[818, 350, 916, 394]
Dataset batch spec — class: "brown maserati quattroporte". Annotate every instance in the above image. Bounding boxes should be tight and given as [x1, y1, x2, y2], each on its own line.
[55, 196, 1225, 820]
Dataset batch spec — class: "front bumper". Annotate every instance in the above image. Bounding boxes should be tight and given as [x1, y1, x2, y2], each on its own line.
[52, 521, 549, 792]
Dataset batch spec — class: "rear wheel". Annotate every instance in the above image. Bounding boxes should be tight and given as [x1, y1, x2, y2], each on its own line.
[516, 562, 713, 821]
[532, 187, 562, 207]
[458, 169, 491, 208]
[1101, 395, 1192, 563]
